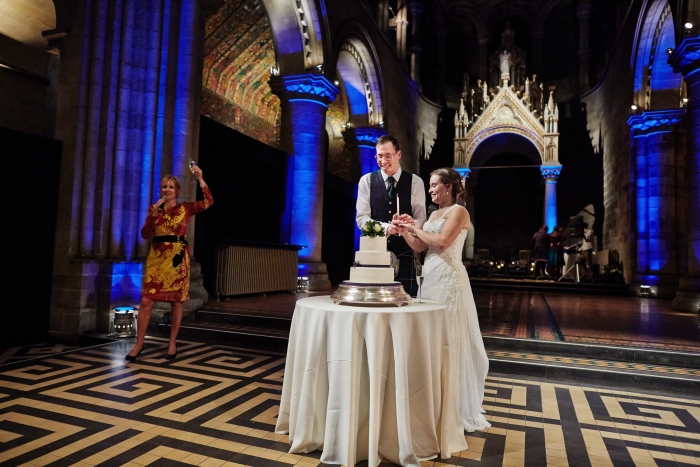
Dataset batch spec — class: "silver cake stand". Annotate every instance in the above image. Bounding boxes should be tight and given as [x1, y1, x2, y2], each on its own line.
[331, 281, 412, 307]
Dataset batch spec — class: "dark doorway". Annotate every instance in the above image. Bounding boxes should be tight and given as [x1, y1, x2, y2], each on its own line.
[472, 153, 544, 261]
[1, 127, 62, 348]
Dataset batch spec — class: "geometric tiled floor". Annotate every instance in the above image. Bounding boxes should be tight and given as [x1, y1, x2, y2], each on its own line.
[1, 338, 699, 467]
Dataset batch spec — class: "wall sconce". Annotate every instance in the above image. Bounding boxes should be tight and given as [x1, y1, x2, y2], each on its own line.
[316, 64, 323, 74]
[334, 80, 340, 86]
[270, 66, 280, 76]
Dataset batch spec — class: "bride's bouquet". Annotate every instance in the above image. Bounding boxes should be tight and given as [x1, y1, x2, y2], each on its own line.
[360, 220, 385, 238]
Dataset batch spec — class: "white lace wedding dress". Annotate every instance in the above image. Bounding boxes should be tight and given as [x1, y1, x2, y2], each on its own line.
[420, 205, 491, 432]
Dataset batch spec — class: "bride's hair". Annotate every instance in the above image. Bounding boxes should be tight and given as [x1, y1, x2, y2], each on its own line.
[430, 168, 467, 206]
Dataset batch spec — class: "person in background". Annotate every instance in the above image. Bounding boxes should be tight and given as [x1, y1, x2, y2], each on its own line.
[581, 222, 593, 271]
[547, 226, 566, 277]
[126, 167, 213, 362]
[532, 226, 550, 277]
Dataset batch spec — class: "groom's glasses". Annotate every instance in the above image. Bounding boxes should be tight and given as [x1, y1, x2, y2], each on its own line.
[375, 153, 396, 161]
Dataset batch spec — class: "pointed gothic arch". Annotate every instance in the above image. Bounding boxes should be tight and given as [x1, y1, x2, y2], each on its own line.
[632, 0, 684, 110]
[454, 82, 561, 229]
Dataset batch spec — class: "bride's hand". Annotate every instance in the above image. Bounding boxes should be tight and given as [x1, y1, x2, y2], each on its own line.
[398, 214, 415, 225]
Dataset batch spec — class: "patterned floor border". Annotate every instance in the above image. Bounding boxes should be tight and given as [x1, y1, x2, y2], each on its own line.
[0, 338, 699, 466]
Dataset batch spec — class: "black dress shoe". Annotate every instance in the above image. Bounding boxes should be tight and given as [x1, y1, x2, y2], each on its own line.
[125, 347, 143, 362]
[164, 352, 177, 360]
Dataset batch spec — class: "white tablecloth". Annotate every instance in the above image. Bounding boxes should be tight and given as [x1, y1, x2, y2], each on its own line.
[275, 296, 467, 467]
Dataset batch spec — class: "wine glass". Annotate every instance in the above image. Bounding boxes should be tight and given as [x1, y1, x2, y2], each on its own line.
[189, 160, 197, 184]
[415, 274, 424, 304]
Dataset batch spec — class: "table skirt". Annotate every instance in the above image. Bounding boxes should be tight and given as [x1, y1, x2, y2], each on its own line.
[275, 296, 467, 467]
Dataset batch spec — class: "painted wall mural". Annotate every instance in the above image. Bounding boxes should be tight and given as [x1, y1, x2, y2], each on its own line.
[326, 93, 354, 181]
[203, 0, 280, 147]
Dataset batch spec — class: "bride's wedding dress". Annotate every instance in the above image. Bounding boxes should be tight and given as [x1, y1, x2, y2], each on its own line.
[420, 205, 491, 432]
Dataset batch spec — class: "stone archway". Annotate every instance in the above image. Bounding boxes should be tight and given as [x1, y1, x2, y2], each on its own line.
[454, 80, 562, 229]
[332, 27, 387, 177]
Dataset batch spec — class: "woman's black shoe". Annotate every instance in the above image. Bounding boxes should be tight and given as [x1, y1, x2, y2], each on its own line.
[125, 347, 143, 362]
[164, 352, 177, 360]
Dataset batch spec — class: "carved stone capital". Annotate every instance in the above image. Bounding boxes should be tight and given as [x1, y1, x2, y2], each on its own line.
[42, 28, 68, 55]
[269, 74, 339, 107]
[454, 167, 471, 180]
[669, 37, 700, 76]
[354, 127, 388, 148]
[627, 109, 686, 132]
[540, 165, 562, 180]
[408, 2, 424, 17]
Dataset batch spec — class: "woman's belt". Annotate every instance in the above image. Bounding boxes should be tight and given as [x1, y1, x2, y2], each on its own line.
[153, 235, 188, 245]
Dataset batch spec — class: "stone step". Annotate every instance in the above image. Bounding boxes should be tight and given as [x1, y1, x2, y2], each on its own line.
[488, 350, 700, 394]
[471, 277, 629, 295]
[483, 336, 700, 369]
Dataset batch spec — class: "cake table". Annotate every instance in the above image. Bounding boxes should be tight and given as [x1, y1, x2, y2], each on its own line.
[275, 296, 468, 467]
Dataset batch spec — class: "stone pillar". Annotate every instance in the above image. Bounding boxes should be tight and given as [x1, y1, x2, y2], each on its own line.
[355, 127, 388, 176]
[478, 34, 490, 81]
[271, 74, 339, 291]
[576, 0, 592, 91]
[50, 0, 204, 340]
[408, 2, 424, 85]
[670, 38, 700, 312]
[531, 29, 543, 75]
[396, 6, 409, 62]
[541, 166, 561, 230]
[628, 110, 686, 297]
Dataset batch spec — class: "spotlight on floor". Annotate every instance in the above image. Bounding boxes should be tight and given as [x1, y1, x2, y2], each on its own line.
[639, 285, 651, 298]
[111, 306, 138, 338]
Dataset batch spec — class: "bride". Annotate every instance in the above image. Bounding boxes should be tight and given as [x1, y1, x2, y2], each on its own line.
[393, 167, 490, 432]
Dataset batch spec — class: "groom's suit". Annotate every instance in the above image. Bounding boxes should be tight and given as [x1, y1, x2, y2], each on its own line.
[356, 169, 426, 295]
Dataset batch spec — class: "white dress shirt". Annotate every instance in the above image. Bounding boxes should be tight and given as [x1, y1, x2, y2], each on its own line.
[356, 168, 427, 230]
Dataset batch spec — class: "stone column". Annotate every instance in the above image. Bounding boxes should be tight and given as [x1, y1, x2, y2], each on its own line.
[576, 0, 592, 91]
[670, 38, 700, 312]
[396, 6, 409, 62]
[478, 34, 490, 81]
[355, 127, 388, 176]
[541, 166, 561, 230]
[50, 0, 204, 340]
[531, 29, 544, 75]
[271, 74, 339, 291]
[408, 2, 424, 85]
[628, 110, 686, 297]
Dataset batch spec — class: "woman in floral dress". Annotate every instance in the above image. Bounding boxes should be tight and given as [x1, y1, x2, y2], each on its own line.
[126, 166, 213, 361]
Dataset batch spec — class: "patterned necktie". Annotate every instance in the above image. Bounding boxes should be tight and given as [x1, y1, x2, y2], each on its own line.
[386, 176, 396, 198]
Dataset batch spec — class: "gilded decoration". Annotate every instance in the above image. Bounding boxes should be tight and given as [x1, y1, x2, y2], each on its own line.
[459, 86, 545, 166]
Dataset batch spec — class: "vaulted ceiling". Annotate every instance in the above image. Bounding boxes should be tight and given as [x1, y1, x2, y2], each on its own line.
[0, 0, 55, 49]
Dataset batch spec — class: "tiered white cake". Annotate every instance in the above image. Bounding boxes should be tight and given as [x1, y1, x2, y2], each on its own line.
[349, 236, 395, 283]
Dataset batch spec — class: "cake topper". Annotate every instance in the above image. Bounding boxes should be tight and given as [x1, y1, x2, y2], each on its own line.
[360, 220, 385, 238]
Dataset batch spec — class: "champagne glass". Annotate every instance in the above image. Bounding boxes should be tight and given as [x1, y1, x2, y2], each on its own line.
[415, 274, 424, 303]
[189, 160, 197, 184]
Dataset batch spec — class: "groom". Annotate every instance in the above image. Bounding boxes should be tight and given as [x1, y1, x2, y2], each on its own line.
[356, 135, 427, 295]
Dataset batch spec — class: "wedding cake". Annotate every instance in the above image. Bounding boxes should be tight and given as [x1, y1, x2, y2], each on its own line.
[331, 220, 410, 306]
[349, 236, 395, 283]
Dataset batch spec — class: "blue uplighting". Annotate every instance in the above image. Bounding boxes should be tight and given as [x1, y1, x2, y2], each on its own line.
[288, 98, 329, 108]
[454, 167, 471, 178]
[110, 262, 143, 306]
